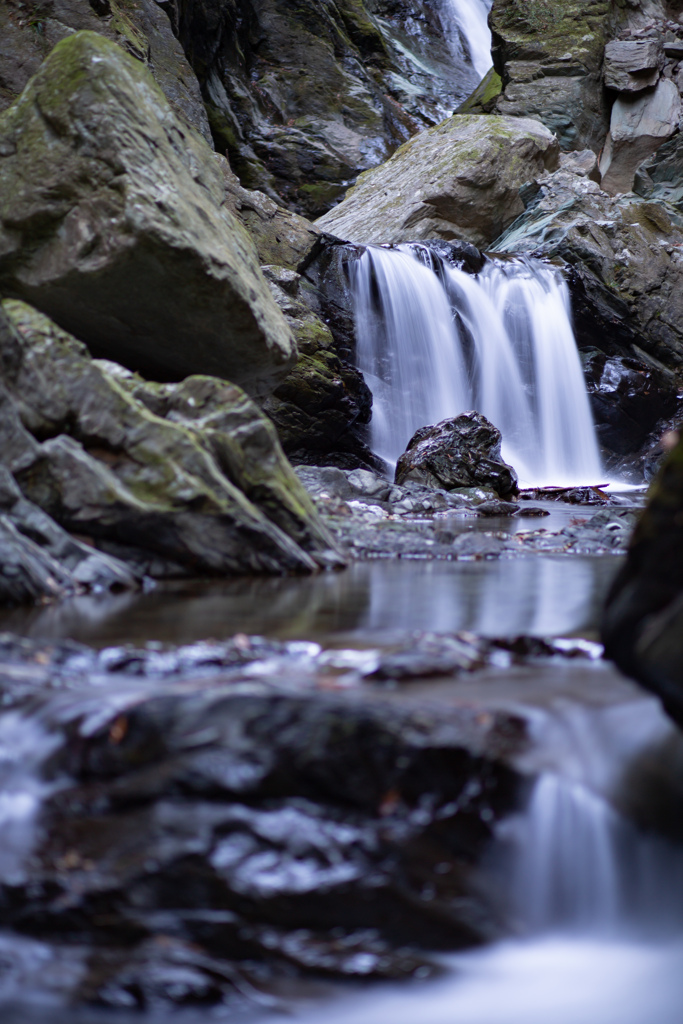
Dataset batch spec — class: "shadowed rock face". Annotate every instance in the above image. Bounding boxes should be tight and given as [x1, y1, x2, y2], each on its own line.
[0, 31, 296, 396]
[0, 299, 339, 582]
[395, 412, 519, 500]
[603, 434, 683, 726]
[175, 0, 485, 216]
[315, 114, 559, 247]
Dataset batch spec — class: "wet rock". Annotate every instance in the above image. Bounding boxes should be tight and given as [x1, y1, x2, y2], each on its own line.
[315, 115, 559, 248]
[180, 0, 483, 217]
[603, 434, 683, 725]
[634, 130, 683, 210]
[0, 673, 527, 1004]
[259, 268, 374, 469]
[0, 299, 339, 578]
[494, 165, 683, 372]
[581, 348, 679, 461]
[475, 500, 521, 517]
[395, 413, 519, 501]
[599, 78, 681, 196]
[489, 0, 611, 152]
[0, 515, 72, 606]
[0, 32, 295, 396]
[0, 0, 212, 142]
[603, 38, 663, 93]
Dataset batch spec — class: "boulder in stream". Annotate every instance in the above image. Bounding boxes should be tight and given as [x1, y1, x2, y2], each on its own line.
[395, 412, 519, 500]
[0, 31, 295, 395]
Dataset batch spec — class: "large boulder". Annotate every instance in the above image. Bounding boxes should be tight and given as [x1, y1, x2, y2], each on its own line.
[603, 433, 683, 726]
[315, 115, 559, 247]
[0, 299, 339, 579]
[0, 0, 212, 141]
[395, 412, 519, 500]
[0, 32, 296, 396]
[489, 0, 612, 152]
[179, 0, 485, 216]
[603, 39, 663, 93]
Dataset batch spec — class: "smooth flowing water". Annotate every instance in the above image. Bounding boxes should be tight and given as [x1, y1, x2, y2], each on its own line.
[442, 0, 493, 80]
[351, 245, 603, 487]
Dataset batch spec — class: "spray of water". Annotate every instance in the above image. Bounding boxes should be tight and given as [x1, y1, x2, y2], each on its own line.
[351, 244, 603, 487]
[442, 0, 493, 80]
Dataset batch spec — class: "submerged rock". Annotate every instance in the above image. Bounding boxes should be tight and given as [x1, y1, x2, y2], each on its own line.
[315, 115, 559, 247]
[0, 32, 295, 395]
[603, 434, 683, 725]
[395, 413, 519, 501]
[0, 299, 339, 581]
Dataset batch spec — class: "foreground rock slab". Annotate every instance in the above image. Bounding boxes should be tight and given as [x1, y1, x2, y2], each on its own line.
[0, 31, 295, 395]
[315, 115, 559, 247]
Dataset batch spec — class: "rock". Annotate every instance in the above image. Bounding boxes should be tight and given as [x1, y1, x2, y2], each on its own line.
[603, 39, 663, 92]
[180, 0, 484, 216]
[494, 164, 683, 371]
[0, 515, 72, 606]
[476, 500, 521, 516]
[259, 267, 375, 469]
[634, 130, 683, 210]
[581, 348, 680, 461]
[489, 0, 612, 152]
[0, 672, 527, 1005]
[603, 434, 683, 725]
[0, 299, 339, 578]
[315, 115, 559, 247]
[599, 78, 681, 195]
[395, 412, 519, 500]
[0, 32, 296, 396]
[457, 68, 503, 114]
[0, 0, 212, 142]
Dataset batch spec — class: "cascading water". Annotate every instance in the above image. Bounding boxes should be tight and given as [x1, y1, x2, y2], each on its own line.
[442, 0, 493, 80]
[351, 244, 603, 487]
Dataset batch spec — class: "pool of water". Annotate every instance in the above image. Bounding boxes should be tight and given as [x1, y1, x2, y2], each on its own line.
[0, 555, 621, 648]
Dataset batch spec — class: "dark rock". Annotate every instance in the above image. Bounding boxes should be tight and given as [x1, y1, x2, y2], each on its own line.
[514, 506, 550, 517]
[259, 268, 375, 469]
[634, 131, 683, 211]
[0, 32, 295, 396]
[177, 0, 484, 217]
[315, 115, 559, 247]
[395, 413, 519, 500]
[0, 299, 340, 578]
[603, 434, 683, 725]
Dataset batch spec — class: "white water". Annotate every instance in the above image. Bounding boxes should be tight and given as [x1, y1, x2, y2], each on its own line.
[351, 245, 603, 487]
[442, 0, 493, 80]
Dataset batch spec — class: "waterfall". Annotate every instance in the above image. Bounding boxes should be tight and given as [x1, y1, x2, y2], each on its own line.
[507, 773, 683, 937]
[442, 0, 493, 80]
[351, 244, 603, 487]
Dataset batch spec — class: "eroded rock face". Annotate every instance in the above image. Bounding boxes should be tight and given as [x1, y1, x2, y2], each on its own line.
[178, 0, 486, 216]
[0, 32, 296, 396]
[315, 115, 559, 247]
[494, 165, 683, 371]
[603, 39, 663, 93]
[395, 412, 519, 499]
[489, 0, 612, 152]
[600, 78, 681, 196]
[0, 299, 339, 580]
[603, 433, 683, 726]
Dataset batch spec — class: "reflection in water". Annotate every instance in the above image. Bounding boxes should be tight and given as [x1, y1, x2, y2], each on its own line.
[0, 556, 620, 647]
